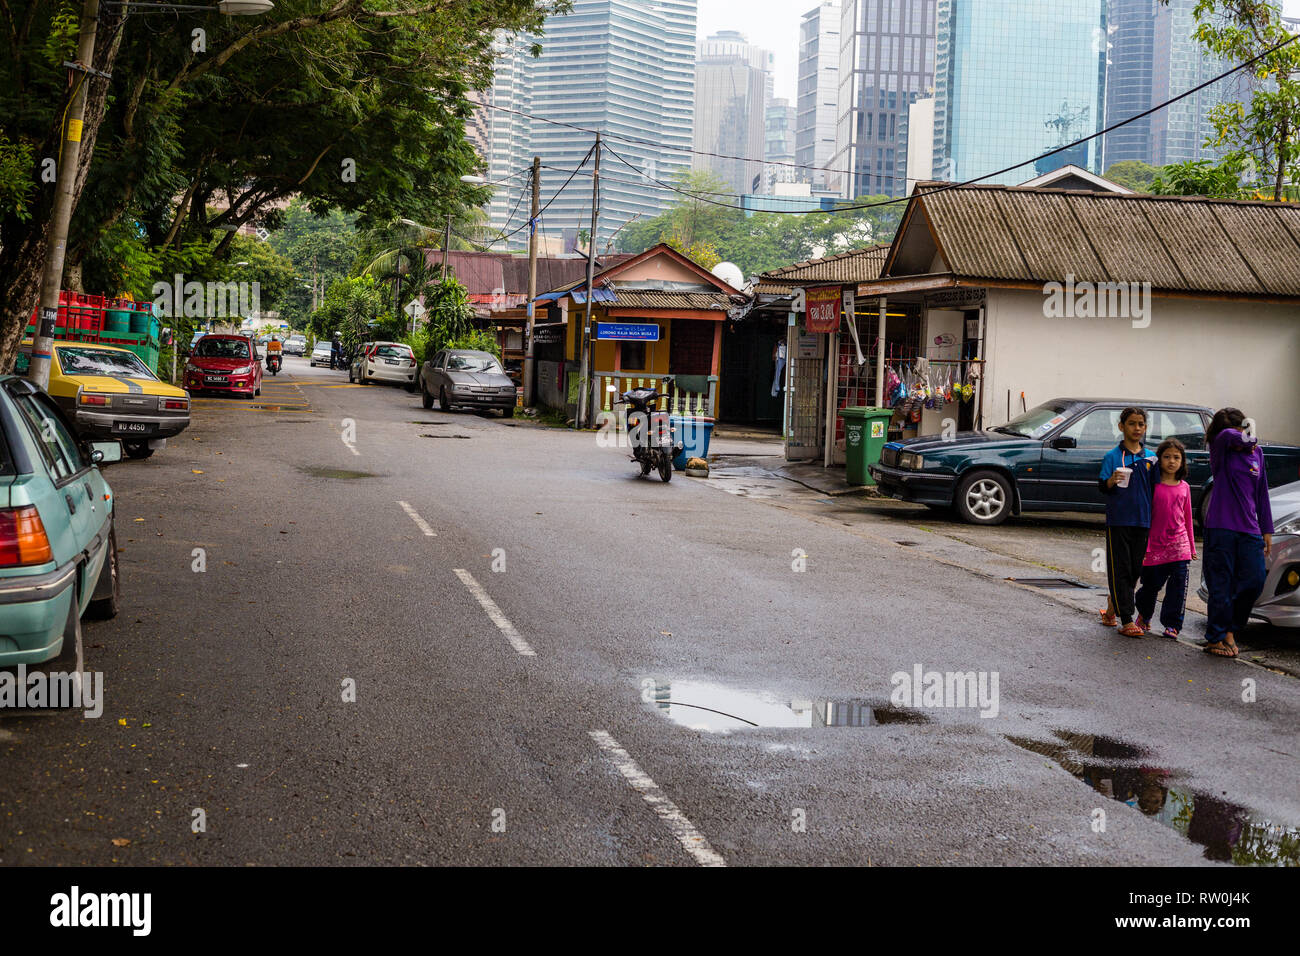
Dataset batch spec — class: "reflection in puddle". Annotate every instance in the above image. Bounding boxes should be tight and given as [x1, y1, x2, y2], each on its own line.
[648, 680, 926, 733]
[297, 466, 376, 479]
[1006, 732, 1299, 866]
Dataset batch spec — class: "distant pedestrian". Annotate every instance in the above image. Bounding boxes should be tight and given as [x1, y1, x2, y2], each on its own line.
[331, 333, 344, 370]
[1134, 438, 1196, 638]
[1098, 406, 1156, 637]
[1202, 408, 1273, 658]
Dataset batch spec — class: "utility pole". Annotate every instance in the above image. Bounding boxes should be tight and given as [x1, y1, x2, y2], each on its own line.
[442, 213, 452, 276]
[311, 256, 319, 312]
[577, 135, 600, 429]
[28, 0, 100, 389]
[523, 156, 541, 408]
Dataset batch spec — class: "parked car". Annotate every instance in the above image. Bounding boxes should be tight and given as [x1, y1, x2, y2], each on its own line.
[184, 334, 262, 399]
[284, 334, 307, 356]
[309, 339, 334, 368]
[0, 375, 121, 665]
[15, 340, 190, 461]
[418, 349, 517, 415]
[352, 341, 417, 390]
[869, 398, 1300, 526]
[1196, 481, 1300, 630]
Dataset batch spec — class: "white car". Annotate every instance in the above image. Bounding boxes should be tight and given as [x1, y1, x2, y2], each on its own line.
[352, 341, 417, 390]
[309, 340, 334, 367]
[1198, 480, 1300, 629]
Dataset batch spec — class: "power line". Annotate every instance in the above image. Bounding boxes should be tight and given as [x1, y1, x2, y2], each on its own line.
[478, 26, 1300, 211]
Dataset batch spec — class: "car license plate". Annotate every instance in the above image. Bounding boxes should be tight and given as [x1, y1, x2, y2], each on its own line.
[385, 358, 399, 365]
[206, 376, 228, 383]
[113, 421, 151, 434]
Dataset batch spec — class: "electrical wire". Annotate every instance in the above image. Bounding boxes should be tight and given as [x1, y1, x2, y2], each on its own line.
[482, 26, 1300, 212]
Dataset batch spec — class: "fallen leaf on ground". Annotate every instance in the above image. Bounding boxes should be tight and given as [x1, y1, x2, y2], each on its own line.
[111, 838, 131, 847]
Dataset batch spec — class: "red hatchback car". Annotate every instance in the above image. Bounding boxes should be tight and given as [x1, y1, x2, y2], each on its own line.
[185, 335, 263, 398]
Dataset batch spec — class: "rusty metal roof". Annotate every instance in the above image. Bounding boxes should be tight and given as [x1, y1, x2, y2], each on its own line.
[607, 290, 737, 311]
[440, 251, 635, 296]
[900, 186, 1300, 297]
[758, 245, 890, 290]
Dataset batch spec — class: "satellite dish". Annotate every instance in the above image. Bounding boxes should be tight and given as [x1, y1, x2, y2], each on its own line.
[711, 261, 744, 289]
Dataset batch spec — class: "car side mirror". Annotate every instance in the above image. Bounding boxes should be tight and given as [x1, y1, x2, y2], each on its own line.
[89, 440, 123, 465]
[1051, 436, 1077, 450]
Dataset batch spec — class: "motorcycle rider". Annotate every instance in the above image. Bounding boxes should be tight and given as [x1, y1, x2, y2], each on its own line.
[267, 334, 283, 372]
[331, 332, 345, 370]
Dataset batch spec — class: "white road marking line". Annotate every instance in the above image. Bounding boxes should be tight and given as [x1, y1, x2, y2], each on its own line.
[453, 569, 536, 657]
[342, 439, 360, 456]
[397, 500, 436, 537]
[588, 730, 726, 867]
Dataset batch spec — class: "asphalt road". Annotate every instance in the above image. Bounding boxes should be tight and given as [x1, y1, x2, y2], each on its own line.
[2, 354, 1297, 866]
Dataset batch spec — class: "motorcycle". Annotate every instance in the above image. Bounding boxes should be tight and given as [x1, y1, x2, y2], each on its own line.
[616, 383, 683, 483]
[267, 353, 282, 375]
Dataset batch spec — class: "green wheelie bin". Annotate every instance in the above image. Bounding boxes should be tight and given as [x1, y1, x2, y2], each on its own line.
[838, 406, 893, 486]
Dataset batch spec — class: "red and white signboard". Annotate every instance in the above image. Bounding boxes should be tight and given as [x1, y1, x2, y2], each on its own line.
[805, 286, 841, 334]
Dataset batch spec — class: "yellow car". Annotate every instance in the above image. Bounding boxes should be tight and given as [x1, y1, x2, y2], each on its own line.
[17, 340, 190, 460]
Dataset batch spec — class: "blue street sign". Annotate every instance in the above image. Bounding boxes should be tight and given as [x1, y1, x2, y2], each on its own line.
[595, 322, 660, 341]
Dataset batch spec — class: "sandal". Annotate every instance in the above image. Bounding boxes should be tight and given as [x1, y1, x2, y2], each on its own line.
[1118, 622, 1144, 638]
[1100, 608, 1118, 627]
[1135, 614, 1151, 633]
[1162, 627, 1179, 639]
[1203, 641, 1237, 657]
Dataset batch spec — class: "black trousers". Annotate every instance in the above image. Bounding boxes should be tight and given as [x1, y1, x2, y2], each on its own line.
[1105, 526, 1149, 624]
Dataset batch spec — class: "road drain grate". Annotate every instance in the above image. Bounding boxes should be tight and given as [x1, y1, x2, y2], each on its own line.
[896, 541, 921, 547]
[1008, 577, 1097, 590]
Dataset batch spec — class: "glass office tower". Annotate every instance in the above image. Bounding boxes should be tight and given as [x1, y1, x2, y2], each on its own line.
[932, 0, 1107, 184]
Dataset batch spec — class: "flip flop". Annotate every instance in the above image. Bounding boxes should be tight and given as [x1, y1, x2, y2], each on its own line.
[1203, 642, 1237, 657]
[1100, 608, 1118, 627]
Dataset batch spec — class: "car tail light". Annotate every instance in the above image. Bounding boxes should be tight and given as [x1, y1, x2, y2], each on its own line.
[79, 392, 109, 405]
[0, 506, 54, 567]
[164, 399, 189, 410]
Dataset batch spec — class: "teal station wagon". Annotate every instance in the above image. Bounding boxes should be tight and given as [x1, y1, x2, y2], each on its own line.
[0, 376, 121, 664]
[870, 398, 1300, 526]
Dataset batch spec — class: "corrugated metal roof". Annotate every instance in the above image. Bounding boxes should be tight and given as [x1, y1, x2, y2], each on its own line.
[442, 252, 634, 296]
[903, 186, 1300, 297]
[608, 291, 736, 311]
[758, 246, 889, 286]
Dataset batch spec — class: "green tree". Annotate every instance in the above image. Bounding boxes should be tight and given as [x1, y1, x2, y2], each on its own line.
[1, 0, 565, 370]
[1174, 1, 1300, 200]
[1103, 160, 1161, 192]
[268, 199, 359, 328]
[311, 275, 387, 353]
[1150, 157, 1249, 197]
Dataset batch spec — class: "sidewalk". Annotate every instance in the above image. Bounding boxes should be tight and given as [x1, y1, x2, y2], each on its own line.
[704, 448, 1300, 678]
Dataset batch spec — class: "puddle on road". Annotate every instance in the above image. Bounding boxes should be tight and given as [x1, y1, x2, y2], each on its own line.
[419, 433, 471, 439]
[646, 680, 927, 733]
[297, 466, 377, 480]
[1006, 732, 1299, 865]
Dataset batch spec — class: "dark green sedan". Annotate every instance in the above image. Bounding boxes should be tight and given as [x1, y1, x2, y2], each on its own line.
[869, 398, 1300, 526]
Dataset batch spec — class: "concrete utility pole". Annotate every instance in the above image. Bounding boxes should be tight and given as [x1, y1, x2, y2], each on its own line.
[576, 135, 600, 429]
[28, 0, 100, 389]
[523, 156, 541, 408]
[442, 214, 452, 276]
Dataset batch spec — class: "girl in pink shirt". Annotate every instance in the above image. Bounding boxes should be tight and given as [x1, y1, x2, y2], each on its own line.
[1135, 438, 1197, 638]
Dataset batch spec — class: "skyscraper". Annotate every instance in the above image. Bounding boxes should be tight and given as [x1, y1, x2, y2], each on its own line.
[796, 1, 841, 190]
[932, 0, 1107, 184]
[478, 0, 697, 251]
[833, 0, 937, 199]
[1104, 0, 1246, 169]
[693, 31, 773, 195]
[763, 98, 799, 191]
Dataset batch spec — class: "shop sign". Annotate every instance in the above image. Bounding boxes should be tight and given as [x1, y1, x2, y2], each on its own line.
[925, 288, 985, 309]
[806, 286, 841, 333]
[595, 323, 660, 341]
[797, 332, 824, 359]
[532, 325, 563, 346]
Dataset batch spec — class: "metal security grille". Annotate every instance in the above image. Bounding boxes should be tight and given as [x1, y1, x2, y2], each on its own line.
[785, 327, 825, 460]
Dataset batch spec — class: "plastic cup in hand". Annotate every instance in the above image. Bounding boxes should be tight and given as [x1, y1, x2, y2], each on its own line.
[1114, 466, 1132, 488]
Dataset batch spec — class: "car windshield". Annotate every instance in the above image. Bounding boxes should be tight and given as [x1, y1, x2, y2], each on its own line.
[58, 347, 156, 380]
[996, 402, 1075, 439]
[195, 338, 250, 359]
[448, 353, 502, 373]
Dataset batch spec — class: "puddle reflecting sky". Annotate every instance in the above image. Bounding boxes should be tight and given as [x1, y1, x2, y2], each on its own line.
[1006, 732, 1299, 866]
[647, 680, 926, 733]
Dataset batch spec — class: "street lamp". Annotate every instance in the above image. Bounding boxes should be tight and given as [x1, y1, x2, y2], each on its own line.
[27, 0, 274, 389]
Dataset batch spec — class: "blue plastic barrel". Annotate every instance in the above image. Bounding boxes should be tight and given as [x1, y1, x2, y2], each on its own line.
[670, 416, 714, 470]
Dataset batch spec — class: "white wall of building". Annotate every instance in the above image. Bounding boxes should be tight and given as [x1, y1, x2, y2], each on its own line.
[906, 97, 935, 190]
[981, 288, 1300, 444]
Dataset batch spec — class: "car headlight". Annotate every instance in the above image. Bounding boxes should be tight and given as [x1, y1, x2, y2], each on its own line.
[1276, 516, 1300, 536]
[232, 365, 252, 375]
[499, 386, 516, 394]
[454, 384, 471, 392]
[900, 452, 925, 470]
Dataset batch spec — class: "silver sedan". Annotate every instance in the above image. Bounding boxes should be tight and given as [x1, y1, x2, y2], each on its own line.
[419, 349, 517, 416]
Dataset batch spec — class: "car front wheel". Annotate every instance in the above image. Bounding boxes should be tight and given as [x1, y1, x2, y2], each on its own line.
[956, 470, 1012, 525]
[123, 441, 154, 460]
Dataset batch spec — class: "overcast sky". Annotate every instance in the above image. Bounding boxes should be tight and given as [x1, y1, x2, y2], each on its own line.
[699, 0, 1300, 104]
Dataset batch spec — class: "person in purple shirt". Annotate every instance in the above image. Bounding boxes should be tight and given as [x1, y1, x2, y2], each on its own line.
[1202, 407, 1274, 658]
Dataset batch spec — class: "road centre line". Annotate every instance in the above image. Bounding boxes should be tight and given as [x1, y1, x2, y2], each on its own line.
[397, 500, 436, 537]
[588, 730, 726, 867]
[453, 569, 536, 657]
